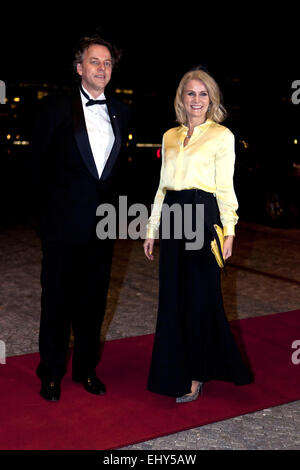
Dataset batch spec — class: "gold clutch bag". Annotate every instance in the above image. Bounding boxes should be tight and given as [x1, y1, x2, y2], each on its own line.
[211, 224, 225, 268]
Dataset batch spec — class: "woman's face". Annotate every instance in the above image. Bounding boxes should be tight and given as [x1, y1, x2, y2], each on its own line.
[183, 79, 210, 126]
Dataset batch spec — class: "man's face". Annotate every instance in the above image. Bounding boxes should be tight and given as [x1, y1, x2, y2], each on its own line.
[77, 44, 113, 97]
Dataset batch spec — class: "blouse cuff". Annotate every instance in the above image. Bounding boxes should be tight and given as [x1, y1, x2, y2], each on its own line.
[223, 224, 236, 237]
[146, 224, 159, 240]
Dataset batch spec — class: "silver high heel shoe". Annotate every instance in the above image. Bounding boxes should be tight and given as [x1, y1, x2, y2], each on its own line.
[176, 382, 203, 403]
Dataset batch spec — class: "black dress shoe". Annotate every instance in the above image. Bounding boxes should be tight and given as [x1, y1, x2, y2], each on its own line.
[40, 380, 61, 401]
[73, 374, 106, 395]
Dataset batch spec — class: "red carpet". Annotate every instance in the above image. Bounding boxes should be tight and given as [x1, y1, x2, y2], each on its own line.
[1, 310, 300, 450]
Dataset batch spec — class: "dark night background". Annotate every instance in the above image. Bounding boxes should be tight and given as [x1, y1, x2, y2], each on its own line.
[1, 5, 299, 225]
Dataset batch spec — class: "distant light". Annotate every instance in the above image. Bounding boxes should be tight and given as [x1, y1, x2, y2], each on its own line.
[128, 134, 133, 141]
[156, 148, 161, 158]
[240, 139, 249, 149]
[13, 140, 30, 146]
[136, 143, 161, 148]
[13, 97, 20, 102]
[115, 88, 133, 95]
[6, 134, 11, 140]
[293, 139, 298, 144]
[37, 90, 49, 100]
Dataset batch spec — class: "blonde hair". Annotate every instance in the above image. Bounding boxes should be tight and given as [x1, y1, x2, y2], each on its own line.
[174, 69, 227, 125]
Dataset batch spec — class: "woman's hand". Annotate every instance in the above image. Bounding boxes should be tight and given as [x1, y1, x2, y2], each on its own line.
[223, 235, 234, 260]
[143, 238, 155, 261]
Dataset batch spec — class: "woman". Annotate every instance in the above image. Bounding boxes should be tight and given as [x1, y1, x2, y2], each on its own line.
[143, 69, 252, 403]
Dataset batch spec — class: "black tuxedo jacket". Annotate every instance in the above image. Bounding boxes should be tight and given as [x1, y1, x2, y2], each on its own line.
[32, 89, 129, 244]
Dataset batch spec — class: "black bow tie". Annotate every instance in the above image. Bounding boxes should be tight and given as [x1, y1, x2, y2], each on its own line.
[80, 85, 107, 107]
[86, 99, 106, 107]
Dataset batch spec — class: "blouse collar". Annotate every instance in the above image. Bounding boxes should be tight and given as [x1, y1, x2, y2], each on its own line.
[180, 119, 213, 134]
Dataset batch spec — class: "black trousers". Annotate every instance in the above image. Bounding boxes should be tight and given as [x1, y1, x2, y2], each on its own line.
[37, 236, 114, 382]
[148, 189, 252, 397]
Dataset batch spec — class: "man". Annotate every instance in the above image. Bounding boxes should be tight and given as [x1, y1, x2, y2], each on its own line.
[32, 36, 129, 401]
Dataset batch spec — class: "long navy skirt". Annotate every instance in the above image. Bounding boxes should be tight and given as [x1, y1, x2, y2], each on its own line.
[147, 189, 253, 397]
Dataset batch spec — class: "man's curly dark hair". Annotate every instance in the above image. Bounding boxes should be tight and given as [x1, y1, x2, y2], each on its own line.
[73, 35, 122, 72]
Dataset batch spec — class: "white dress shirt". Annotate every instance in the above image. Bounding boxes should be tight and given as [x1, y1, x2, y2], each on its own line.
[80, 86, 115, 178]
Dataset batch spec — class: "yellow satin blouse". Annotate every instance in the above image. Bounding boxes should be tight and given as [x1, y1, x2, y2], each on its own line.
[146, 119, 238, 239]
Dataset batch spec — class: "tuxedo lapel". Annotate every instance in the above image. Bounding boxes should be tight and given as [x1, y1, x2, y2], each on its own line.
[100, 99, 122, 181]
[72, 91, 99, 180]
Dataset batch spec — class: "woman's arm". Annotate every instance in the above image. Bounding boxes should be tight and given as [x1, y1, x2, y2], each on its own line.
[215, 129, 239, 237]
